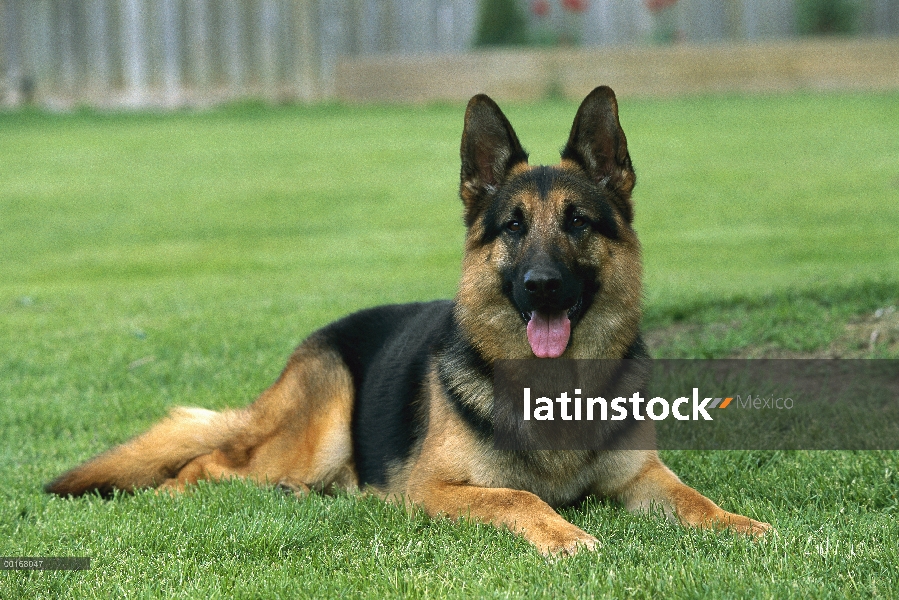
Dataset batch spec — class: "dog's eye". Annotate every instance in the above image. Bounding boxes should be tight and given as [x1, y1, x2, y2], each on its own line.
[571, 216, 588, 229]
[506, 219, 522, 233]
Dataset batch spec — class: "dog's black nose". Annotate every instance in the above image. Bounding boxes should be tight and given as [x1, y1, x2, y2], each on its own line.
[523, 268, 562, 298]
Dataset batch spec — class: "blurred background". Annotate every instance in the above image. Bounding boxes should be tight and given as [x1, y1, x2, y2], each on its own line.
[1, 0, 898, 108]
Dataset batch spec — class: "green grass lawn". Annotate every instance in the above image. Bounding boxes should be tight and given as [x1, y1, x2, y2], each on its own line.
[1, 92, 898, 598]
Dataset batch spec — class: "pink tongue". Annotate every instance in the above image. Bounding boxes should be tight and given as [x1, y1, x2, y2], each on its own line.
[526, 311, 571, 358]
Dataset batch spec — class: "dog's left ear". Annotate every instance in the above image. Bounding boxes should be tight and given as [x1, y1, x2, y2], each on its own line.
[460, 94, 529, 227]
[562, 86, 636, 222]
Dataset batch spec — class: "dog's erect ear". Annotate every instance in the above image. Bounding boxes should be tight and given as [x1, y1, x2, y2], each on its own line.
[562, 86, 636, 222]
[460, 94, 528, 226]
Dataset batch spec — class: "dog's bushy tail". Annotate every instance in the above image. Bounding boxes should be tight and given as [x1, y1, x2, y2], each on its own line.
[45, 406, 245, 497]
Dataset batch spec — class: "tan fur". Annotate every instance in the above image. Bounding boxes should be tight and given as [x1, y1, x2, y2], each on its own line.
[47, 342, 357, 497]
[612, 456, 770, 536]
[44, 407, 245, 496]
[401, 370, 604, 555]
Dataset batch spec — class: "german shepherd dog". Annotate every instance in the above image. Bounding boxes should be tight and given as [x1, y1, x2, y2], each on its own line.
[47, 87, 771, 555]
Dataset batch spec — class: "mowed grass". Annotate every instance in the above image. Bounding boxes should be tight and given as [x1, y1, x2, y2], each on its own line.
[1, 92, 898, 598]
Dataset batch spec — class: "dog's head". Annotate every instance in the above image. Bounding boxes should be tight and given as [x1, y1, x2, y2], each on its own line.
[454, 86, 642, 361]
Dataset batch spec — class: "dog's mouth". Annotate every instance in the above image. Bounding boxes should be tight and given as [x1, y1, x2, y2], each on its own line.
[520, 296, 583, 358]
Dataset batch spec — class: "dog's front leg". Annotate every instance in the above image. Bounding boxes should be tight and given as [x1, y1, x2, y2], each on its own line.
[615, 455, 772, 536]
[410, 481, 598, 556]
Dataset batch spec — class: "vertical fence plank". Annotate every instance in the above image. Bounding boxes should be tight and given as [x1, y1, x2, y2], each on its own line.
[186, 0, 212, 94]
[85, 0, 112, 102]
[294, 0, 321, 101]
[160, 0, 180, 104]
[259, 0, 279, 98]
[222, 0, 245, 96]
[318, 0, 346, 97]
[724, 0, 743, 39]
[683, 0, 726, 42]
[0, 0, 6, 101]
[358, 0, 381, 54]
[396, 0, 434, 55]
[121, 0, 149, 105]
[57, 0, 78, 101]
[585, 0, 616, 46]
[382, 0, 398, 53]
[24, 1, 55, 102]
[1, 0, 22, 103]
[743, 0, 761, 39]
[435, 1, 455, 53]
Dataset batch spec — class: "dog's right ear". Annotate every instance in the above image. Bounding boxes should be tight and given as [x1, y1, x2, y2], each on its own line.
[459, 94, 528, 227]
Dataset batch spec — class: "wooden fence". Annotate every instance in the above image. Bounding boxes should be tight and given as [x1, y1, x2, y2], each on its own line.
[0, 0, 325, 107]
[1, 0, 898, 108]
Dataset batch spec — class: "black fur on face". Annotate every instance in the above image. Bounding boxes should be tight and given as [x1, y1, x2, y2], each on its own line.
[479, 166, 619, 332]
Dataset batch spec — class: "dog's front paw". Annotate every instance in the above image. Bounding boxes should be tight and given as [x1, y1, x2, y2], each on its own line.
[528, 520, 599, 557]
[713, 511, 774, 538]
[737, 518, 774, 538]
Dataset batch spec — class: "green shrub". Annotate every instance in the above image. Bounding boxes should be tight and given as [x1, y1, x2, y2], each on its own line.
[474, 0, 529, 47]
[796, 0, 859, 35]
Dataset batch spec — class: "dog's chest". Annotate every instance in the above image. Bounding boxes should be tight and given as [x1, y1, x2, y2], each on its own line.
[481, 449, 604, 507]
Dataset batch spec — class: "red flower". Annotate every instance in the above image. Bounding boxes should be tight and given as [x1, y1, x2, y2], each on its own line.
[531, 0, 550, 17]
[644, 0, 678, 13]
[561, 0, 587, 13]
